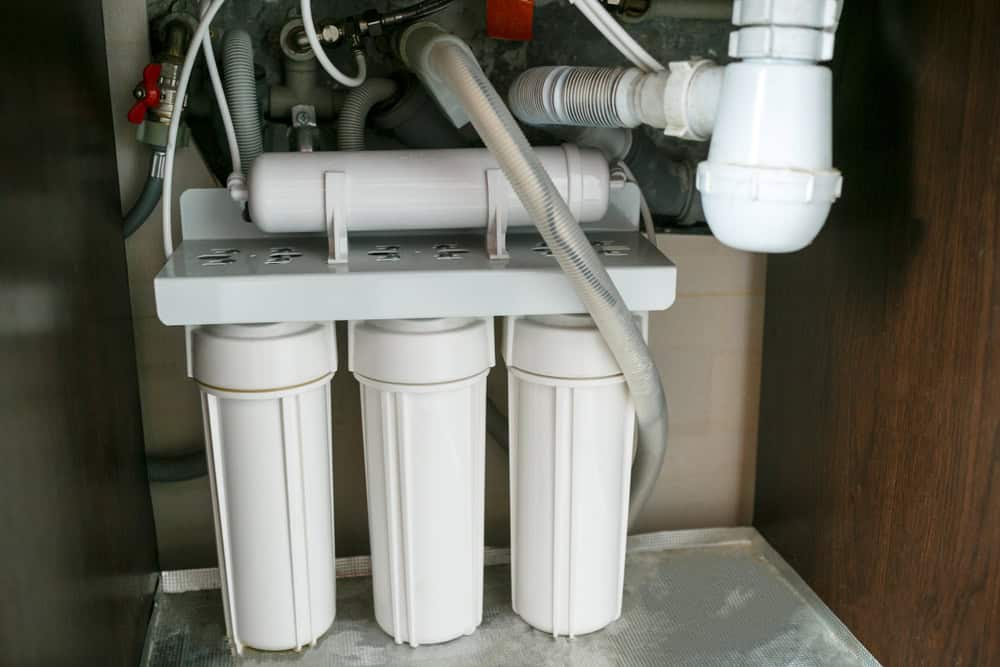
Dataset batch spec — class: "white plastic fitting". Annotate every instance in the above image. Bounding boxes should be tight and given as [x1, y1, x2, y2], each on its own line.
[191, 322, 338, 655]
[697, 0, 845, 253]
[226, 172, 248, 204]
[503, 314, 639, 637]
[349, 318, 494, 646]
[661, 59, 724, 141]
[733, 0, 842, 30]
[248, 146, 611, 234]
[399, 23, 477, 127]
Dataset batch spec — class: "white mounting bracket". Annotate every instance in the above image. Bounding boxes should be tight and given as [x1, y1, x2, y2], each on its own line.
[485, 169, 509, 260]
[324, 171, 348, 264]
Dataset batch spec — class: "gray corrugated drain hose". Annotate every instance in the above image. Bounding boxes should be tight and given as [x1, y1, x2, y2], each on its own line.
[337, 78, 398, 151]
[423, 36, 669, 528]
[222, 29, 263, 175]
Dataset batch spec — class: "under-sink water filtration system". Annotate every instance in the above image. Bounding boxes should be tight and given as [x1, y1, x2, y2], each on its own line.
[136, 0, 843, 654]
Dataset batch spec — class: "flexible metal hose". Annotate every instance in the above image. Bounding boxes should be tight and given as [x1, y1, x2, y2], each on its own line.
[337, 78, 398, 151]
[428, 40, 669, 527]
[222, 29, 263, 175]
[370, 0, 455, 31]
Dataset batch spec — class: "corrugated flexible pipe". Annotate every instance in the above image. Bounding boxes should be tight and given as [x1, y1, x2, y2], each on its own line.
[222, 29, 263, 175]
[337, 78, 399, 151]
[419, 33, 669, 528]
[509, 64, 722, 141]
[510, 66, 631, 127]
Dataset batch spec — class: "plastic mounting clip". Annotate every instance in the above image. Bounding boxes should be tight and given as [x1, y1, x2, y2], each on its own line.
[485, 169, 510, 260]
[324, 172, 349, 264]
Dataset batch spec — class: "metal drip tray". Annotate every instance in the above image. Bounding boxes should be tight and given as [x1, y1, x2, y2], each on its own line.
[141, 528, 879, 666]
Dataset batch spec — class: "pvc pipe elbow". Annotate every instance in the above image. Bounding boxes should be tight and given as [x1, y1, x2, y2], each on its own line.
[398, 22, 477, 128]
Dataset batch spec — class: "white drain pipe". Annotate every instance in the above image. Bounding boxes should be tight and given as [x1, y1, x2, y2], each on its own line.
[696, 0, 845, 252]
[509, 0, 845, 254]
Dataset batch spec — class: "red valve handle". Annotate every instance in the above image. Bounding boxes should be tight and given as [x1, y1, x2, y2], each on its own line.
[127, 63, 163, 125]
[487, 0, 534, 41]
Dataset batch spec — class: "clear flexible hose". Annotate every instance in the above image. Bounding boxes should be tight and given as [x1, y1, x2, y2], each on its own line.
[428, 40, 669, 527]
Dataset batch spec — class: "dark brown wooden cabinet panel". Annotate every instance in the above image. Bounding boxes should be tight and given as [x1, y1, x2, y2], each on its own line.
[0, 1, 159, 664]
[756, 1, 1000, 665]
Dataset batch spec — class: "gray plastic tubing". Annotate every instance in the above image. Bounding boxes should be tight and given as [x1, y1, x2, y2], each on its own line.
[337, 78, 398, 151]
[223, 29, 263, 174]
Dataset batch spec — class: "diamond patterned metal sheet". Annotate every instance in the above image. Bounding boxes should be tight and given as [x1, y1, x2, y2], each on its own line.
[142, 528, 879, 667]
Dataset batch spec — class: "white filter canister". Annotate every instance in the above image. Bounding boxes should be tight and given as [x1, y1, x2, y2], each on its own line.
[248, 146, 610, 234]
[349, 318, 495, 647]
[503, 314, 638, 637]
[190, 322, 338, 655]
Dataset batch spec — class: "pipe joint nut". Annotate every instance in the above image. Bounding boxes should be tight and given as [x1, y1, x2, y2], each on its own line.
[662, 59, 722, 142]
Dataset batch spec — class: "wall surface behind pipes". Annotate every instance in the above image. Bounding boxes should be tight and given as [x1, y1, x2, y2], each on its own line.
[107, 0, 761, 568]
